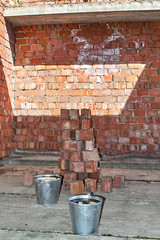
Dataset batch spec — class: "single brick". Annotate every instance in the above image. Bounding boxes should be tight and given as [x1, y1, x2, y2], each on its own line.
[69, 161, 85, 172]
[88, 168, 101, 179]
[75, 129, 94, 141]
[62, 140, 70, 150]
[59, 159, 69, 171]
[61, 120, 80, 130]
[24, 172, 37, 187]
[85, 140, 95, 151]
[85, 178, 97, 192]
[85, 161, 98, 173]
[64, 171, 78, 180]
[81, 109, 91, 119]
[69, 140, 84, 152]
[70, 151, 82, 161]
[78, 172, 88, 180]
[101, 176, 113, 193]
[70, 180, 84, 195]
[113, 175, 125, 188]
[81, 119, 92, 129]
[60, 150, 70, 160]
[69, 109, 79, 120]
[61, 109, 69, 120]
[82, 148, 100, 162]
[61, 129, 75, 140]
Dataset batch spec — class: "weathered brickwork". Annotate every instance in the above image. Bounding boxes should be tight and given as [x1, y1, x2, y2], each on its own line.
[13, 21, 160, 155]
[0, 2, 15, 157]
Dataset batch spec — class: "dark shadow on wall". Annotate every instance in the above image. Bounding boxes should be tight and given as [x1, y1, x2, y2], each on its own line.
[0, 57, 13, 158]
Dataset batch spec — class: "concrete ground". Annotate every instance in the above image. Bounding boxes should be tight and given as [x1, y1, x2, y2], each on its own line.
[0, 159, 160, 240]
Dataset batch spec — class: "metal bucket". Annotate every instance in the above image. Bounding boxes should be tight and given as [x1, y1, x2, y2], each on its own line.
[34, 174, 62, 205]
[68, 193, 103, 235]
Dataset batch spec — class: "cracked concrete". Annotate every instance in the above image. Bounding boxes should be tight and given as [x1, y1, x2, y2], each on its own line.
[0, 166, 160, 240]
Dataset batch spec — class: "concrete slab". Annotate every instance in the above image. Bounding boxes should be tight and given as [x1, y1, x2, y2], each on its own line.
[4, 0, 160, 26]
[0, 172, 160, 239]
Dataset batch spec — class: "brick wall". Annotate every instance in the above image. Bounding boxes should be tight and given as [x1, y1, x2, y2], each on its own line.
[13, 21, 160, 155]
[0, 2, 15, 158]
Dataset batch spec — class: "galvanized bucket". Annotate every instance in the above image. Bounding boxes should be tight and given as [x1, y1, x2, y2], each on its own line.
[34, 174, 62, 205]
[68, 193, 103, 235]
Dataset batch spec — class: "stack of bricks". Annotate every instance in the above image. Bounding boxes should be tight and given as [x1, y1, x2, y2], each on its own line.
[59, 109, 101, 195]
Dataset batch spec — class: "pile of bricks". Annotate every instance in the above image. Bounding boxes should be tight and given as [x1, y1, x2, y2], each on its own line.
[59, 109, 101, 195]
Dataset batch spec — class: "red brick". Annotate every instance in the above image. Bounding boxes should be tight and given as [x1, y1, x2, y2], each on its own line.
[101, 176, 112, 193]
[70, 151, 82, 161]
[85, 178, 97, 192]
[61, 172, 75, 189]
[69, 109, 79, 120]
[85, 161, 98, 173]
[62, 140, 70, 150]
[70, 180, 84, 195]
[64, 171, 78, 180]
[113, 175, 125, 188]
[88, 168, 101, 179]
[85, 140, 95, 151]
[82, 148, 100, 162]
[61, 120, 80, 130]
[78, 172, 88, 180]
[81, 119, 92, 129]
[59, 159, 69, 171]
[24, 172, 37, 187]
[61, 130, 75, 140]
[81, 109, 91, 119]
[69, 161, 85, 172]
[61, 109, 69, 120]
[75, 129, 94, 141]
[69, 140, 84, 152]
[60, 150, 70, 160]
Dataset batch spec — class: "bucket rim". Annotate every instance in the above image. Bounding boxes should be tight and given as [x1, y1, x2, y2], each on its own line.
[68, 194, 103, 205]
[34, 174, 62, 180]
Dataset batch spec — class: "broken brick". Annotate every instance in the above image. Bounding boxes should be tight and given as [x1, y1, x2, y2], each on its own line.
[24, 172, 37, 187]
[101, 176, 113, 193]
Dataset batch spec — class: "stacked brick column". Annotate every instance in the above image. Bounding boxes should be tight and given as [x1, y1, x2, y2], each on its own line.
[59, 109, 101, 194]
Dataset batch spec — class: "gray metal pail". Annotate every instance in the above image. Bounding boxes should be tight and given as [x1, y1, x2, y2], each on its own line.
[34, 174, 62, 205]
[68, 194, 103, 235]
